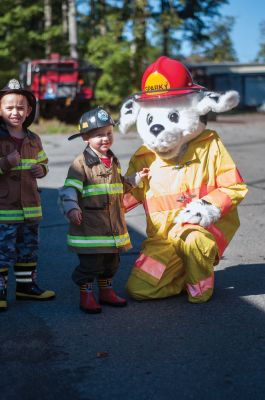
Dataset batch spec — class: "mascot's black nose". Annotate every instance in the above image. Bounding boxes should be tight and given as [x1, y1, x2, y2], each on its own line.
[150, 124, 164, 136]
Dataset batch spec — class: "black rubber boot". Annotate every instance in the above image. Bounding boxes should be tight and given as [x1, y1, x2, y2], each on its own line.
[16, 282, 55, 301]
[0, 288, 7, 311]
[0, 269, 8, 311]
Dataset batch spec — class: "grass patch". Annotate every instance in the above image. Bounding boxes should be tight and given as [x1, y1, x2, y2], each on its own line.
[31, 118, 77, 135]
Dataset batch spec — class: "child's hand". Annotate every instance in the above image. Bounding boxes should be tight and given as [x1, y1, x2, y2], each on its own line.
[7, 150, 21, 166]
[68, 209, 82, 225]
[31, 164, 45, 178]
[138, 167, 150, 179]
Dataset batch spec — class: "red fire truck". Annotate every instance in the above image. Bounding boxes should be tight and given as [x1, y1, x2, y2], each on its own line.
[19, 53, 101, 120]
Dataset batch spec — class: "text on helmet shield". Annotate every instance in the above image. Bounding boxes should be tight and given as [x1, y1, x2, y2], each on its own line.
[144, 72, 170, 95]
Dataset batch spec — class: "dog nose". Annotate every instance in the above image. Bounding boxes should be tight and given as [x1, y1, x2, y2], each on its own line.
[150, 124, 164, 136]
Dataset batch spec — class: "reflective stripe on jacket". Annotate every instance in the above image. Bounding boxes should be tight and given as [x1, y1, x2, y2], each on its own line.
[125, 130, 248, 284]
[63, 146, 133, 254]
[0, 125, 48, 223]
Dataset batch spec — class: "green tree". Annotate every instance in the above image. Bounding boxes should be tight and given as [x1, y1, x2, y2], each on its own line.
[0, 0, 68, 86]
[149, 0, 230, 58]
[86, 21, 132, 109]
[0, 0, 234, 113]
[130, 0, 149, 84]
[81, 0, 231, 106]
[256, 21, 265, 62]
[187, 16, 238, 62]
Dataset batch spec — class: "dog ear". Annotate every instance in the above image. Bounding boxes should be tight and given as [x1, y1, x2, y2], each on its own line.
[119, 97, 140, 134]
[196, 90, 240, 115]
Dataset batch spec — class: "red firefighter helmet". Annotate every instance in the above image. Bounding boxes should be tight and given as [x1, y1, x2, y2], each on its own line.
[136, 56, 205, 101]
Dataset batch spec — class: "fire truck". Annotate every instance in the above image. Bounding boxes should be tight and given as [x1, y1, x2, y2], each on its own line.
[19, 53, 101, 121]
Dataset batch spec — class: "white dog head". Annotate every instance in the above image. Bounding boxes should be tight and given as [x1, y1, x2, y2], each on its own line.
[119, 57, 239, 160]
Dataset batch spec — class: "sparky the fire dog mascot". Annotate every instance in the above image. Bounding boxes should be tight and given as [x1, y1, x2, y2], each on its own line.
[119, 56, 248, 303]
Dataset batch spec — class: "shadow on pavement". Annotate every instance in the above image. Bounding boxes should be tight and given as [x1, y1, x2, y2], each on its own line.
[1, 188, 265, 400]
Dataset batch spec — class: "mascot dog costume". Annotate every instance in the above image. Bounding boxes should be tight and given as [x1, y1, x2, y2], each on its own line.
[119, 56, 248, 303]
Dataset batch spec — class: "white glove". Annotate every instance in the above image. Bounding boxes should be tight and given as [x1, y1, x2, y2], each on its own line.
[174, 199, 221, 228]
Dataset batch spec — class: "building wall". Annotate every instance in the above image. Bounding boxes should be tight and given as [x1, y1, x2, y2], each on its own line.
[189, 63, 265, 109]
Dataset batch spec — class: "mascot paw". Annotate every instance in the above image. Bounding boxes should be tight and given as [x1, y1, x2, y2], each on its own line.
[174, 199, 221, 228]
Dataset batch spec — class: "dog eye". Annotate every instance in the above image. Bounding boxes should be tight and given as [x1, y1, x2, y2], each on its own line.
[168, 112, 179, 123]
[146, 113, 153, 126]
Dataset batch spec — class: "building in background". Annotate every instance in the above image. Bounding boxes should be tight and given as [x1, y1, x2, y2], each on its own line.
[189, 63, 265, 110]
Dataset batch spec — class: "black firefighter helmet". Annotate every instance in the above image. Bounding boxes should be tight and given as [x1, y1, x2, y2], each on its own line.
[68, 106, 115, 141]
[0, 79, 36, 128]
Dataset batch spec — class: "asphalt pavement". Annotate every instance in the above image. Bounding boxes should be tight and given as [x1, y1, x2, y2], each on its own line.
[1, 113, 265, 400]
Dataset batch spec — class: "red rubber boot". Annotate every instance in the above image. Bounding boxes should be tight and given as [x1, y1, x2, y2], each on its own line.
[80, 283, 101, 314]
[98, 278, 127, 307]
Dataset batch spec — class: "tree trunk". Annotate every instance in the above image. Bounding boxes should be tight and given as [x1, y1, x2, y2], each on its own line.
[68, 0, 78, 59]
[44, 0, 52, 56]
[98, 0, 107, 36]
[161, 0, 169, 56]
[62, 0, 68, 37]
[89, 0, 96, 36]
[132, 0, 147, 85]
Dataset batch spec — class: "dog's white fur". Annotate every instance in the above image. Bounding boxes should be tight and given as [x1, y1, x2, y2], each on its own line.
[176, 199, 221, 228]
[119, 90, 239, 227]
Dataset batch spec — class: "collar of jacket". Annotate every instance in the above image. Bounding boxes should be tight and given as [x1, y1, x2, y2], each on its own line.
[84, 145, 118, 166]
[178, 129, 217, 164]
[0, 123, 35, 140]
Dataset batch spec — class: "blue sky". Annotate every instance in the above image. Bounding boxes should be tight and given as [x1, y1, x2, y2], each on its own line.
[220, 0, 264, 62]
[78, 1, 264, 63]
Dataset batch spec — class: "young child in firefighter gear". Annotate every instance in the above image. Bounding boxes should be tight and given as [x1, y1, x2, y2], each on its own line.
[0, 79, 55, 311]
[119, 56, 248, 303]
[58, 107, 149, 313]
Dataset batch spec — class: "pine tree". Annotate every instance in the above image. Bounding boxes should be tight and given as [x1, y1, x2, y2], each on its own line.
[188, 16, 238, 62]
[256, 21, 265, 62]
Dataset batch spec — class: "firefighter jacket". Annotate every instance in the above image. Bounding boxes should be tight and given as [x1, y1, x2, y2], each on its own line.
[0, 124, 48, 224]
[59, 146, 135, 254]
[124, 129, 248, 286]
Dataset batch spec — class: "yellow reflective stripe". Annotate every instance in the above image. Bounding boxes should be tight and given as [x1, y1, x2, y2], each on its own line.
[67, 233, 130, 248]
[23, 206, 42, 218]
[0, 207, 42, 221]
[82, 183, 124, 197]
[64, 178, 83, 192]
[114, 233, 131, 246]
[0, 209, 24, 221]
[8, 157, 47, 171]
[37, 150, 48, 163]
[11, 159, 37, 171]
[15, 262, 37, 267]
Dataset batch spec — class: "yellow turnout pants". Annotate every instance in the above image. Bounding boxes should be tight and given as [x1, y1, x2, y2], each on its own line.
[126, 225, 218, 303]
